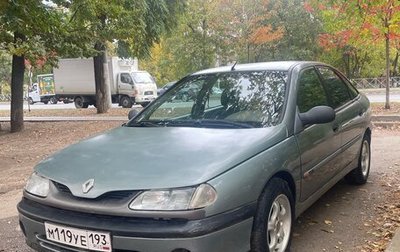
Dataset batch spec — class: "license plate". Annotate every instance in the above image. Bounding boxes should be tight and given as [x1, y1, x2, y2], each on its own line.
[44, 222, 112, 252]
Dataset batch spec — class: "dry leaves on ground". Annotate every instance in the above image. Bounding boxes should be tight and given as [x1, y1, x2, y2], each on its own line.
[362, 174, 400, 251]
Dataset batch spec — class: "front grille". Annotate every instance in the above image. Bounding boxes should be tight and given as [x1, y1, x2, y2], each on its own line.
[97, 191, 138, 201]
[52, 181, 139, 202]
[144, 91, 153, 95]
[53, 181, 71, 194]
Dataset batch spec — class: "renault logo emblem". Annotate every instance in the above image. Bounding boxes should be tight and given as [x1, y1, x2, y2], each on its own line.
[82, 179, 95, 194]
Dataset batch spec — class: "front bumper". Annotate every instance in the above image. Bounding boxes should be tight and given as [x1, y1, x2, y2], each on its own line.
[18, 198, 254, 252]
[135, 95, 157, 103]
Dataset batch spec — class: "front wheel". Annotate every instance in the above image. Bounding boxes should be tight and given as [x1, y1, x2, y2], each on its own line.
[251, 178, 293, 252]
[28, 97, 34, 105]
[120, 96, 133, 108]
[345, 134, 371, 185]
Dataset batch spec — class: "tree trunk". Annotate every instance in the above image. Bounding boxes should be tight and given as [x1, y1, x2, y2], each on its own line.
[385, 34, 390, 109]
[10, 32, 25, 132]
[93, 42, 112, 114]
[392, 51, 399, 76]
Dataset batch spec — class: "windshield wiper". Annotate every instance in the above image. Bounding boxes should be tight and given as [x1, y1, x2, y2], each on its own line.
[127, 120, 165, 127]
[193, 119, 254, 128]
[161, 119, 254, 129]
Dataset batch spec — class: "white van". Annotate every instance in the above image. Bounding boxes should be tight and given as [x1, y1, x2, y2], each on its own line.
[130, 71, 158, 107]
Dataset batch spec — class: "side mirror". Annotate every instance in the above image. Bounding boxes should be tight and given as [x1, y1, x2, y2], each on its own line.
[128, 109, 140, 120]
[299, 106, 335, 126]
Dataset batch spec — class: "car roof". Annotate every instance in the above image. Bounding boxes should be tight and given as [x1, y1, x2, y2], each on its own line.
[192, 61, 323, 75]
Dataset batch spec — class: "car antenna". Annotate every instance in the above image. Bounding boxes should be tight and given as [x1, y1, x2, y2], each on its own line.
[231, 61, 238, 71]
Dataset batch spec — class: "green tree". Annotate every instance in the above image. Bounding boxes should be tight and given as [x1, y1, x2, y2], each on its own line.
[0, 0, 66, 132]
[0, 52, 12, 96]
[142, 0, 321, 83]
[142, 0, 216, 82]
[265, 0, 322, 61]
[310, 0, 400, 109]
[63, 0, 183, 113]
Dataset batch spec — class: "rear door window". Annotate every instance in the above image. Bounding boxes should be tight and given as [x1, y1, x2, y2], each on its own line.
[317, 67, 351, 109]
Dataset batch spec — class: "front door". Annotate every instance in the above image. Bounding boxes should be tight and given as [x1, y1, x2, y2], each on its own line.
[294, 67, 342, 201]
[29, 83, 41, 102]
[118, 72, 134, 95]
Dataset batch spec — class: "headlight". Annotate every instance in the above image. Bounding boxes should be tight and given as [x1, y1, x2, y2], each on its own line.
[129, 184, 217, 211]
[24, 172, 50, 197]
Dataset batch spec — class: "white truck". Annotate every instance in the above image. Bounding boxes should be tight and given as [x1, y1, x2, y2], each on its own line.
[28, 74, 61, 105]
[53, 57, 158, 108]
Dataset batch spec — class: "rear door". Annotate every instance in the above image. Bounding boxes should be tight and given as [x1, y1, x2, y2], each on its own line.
[295, 67, 342, 201]
[316, 66, 363, 169]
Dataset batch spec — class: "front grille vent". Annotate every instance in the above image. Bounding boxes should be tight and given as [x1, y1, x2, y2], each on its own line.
[52, 181, 139, 202]
[53, 181, 71, 194]
[144, 91, 154, 95]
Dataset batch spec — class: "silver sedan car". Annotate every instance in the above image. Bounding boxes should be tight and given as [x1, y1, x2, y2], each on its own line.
[18, 61, 371, 252]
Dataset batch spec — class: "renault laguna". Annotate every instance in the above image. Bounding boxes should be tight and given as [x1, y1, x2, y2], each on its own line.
[18, 61, 372, 252]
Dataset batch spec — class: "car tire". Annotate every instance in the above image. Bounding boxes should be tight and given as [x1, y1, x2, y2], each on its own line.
[50, 97, 58, 104]
[345, 134, 371, 185]
[43, 100, 49, 104]
[74, 97, 88, 109]
[120, 96, 133, 108]
[28, 97, 34, 105]
[251, 178, 294, 252]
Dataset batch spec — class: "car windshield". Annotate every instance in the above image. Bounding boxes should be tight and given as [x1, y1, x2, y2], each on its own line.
[132, 72, 153, 83]
[127, 70, 288, 128]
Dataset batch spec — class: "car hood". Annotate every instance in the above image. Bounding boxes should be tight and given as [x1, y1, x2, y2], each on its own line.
[36, 125, 287, 198]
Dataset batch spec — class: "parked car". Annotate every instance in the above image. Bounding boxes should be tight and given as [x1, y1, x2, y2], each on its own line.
[174, 83, 200, 101]
[18, 61, 371, 252]
[157, 81, 176, 96]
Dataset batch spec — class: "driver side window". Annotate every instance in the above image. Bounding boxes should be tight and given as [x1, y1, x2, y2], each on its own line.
[120, 73, 133, 84]
[297, 68, 329, 113]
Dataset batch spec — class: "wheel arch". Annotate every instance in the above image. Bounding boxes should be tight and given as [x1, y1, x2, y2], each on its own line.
[270, 171, 296, 206]
[365, 127, 372, 140]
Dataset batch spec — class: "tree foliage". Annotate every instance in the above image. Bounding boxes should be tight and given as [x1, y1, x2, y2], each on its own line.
[0, 0, 183, 130]
[0, 0, 68, 132]
[142, 0, 322, 85]
[308, 0, 400, 108]
[56, 0, 183, 113]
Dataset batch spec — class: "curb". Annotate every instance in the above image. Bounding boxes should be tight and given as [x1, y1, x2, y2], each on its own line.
[373, 122, 400, 128]
[0, 117, 127, 122]
[372, 115, 400, 122]
[386, 228, 400, 252]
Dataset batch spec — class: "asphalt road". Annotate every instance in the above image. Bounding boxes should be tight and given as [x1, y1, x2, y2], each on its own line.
[0, 102, 121, 110]
[0, 132, 399, 252]
[0, 91, 399, 111]
[367, 94, 400, 103]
